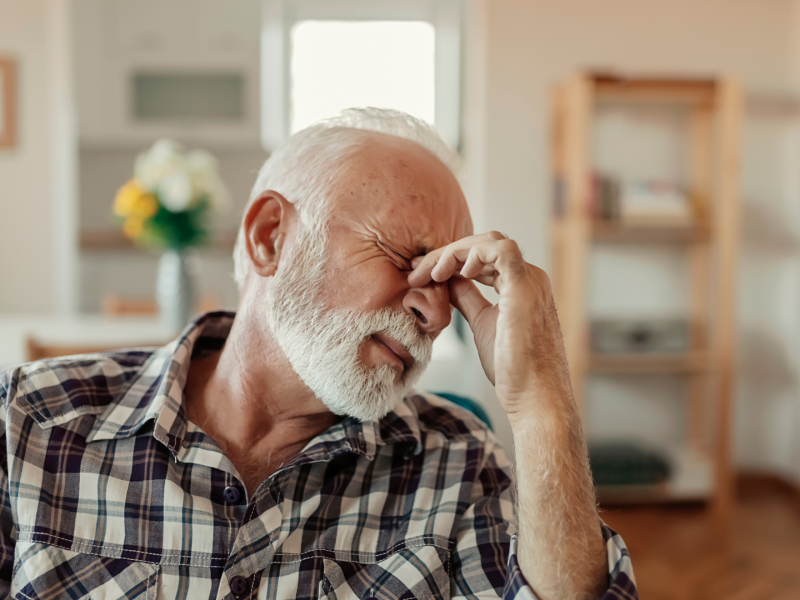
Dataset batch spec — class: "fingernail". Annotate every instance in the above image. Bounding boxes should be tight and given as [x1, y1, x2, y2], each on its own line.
[411, 257, 423, 269]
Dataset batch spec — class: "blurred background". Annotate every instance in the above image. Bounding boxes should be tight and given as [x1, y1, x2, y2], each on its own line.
[2, 1, 800, 598]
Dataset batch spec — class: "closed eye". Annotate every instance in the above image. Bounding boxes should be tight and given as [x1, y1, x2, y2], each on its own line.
[374, 237, 412, 270]
[392, 249, 413, 270]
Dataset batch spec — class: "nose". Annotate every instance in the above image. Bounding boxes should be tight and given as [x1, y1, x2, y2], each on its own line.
[403, 280, 451, 335]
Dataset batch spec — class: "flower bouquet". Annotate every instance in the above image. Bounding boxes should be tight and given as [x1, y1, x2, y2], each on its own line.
[113, 139, 229, 330]
[114, 139, 228, 249]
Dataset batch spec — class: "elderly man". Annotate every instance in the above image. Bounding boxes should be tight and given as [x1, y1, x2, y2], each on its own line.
[0, 109, 635, 600]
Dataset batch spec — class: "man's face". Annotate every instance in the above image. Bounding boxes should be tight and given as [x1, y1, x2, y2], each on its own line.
[266, 134, 473, 421]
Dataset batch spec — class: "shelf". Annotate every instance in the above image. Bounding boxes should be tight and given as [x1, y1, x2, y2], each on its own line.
[596, 446, 714, 504]
[80, 230, 237, 251]
[551, 72, 741, 514]
[591, 73, 717, 106]
[589, 352, 710, 374]
[592, 221, 711, 243]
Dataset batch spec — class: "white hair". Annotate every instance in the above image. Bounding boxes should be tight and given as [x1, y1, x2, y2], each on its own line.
[232, 107, 460, 288]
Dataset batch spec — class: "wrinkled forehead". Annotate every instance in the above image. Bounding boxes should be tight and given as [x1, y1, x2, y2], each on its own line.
[327, 134, 473, 252]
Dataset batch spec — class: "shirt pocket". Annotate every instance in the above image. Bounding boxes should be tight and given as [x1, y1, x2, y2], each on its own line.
[11, 542, 159, 600]
[319, 544, 450, 600]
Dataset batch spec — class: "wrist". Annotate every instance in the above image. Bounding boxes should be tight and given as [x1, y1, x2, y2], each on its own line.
[507, 403, 566, 436]
[503, 383, 577, 432]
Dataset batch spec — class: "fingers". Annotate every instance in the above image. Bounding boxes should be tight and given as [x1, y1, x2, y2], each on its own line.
[408, 232, 522, 289]
[462, 244, 500, 279]
[408, 232, 507, 286]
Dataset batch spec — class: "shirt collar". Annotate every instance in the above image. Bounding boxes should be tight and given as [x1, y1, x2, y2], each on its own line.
[86, 311, 424, 459]
[86, 310, 231, 451]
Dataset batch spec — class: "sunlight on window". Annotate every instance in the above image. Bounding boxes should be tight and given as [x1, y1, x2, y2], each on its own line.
[290, 20, 435, 133]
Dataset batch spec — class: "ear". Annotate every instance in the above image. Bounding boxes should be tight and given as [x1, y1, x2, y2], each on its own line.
[243, 191, 297, 279]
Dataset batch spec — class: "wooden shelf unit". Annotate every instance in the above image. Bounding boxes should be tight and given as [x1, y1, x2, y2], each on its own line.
[591, 221, 711, 243]
[79, 230, 238, 251]
[550, 73, 742, 517]
[589, 352, 711, 375]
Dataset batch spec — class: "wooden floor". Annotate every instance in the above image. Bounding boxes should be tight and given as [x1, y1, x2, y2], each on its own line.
[601, 484, 800, 600]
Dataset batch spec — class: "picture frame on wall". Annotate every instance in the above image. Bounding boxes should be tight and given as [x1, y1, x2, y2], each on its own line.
[0, 57, 17, 149]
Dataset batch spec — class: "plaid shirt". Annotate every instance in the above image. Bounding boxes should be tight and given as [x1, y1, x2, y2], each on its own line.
[0, 312, 636, 600]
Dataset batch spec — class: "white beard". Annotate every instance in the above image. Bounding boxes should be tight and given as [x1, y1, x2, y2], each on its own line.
[265, 226, 433, 422]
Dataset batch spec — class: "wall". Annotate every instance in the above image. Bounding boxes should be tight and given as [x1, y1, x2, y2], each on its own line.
[0, 0, 62, 313]
[462, 0, 800, 474]
[72, 0, 262, 313]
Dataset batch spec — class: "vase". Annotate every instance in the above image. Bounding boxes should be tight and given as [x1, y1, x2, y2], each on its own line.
[156, 249, 194, 333]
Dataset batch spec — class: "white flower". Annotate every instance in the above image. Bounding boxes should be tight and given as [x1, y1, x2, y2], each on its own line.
[149, 139, 183, 163]
[186, 149, 216, 174]
[158, 170, 193, 212]
[186, 149, 230, 211]
[131, 138, 229, 212]
[134, 139, 185, 192]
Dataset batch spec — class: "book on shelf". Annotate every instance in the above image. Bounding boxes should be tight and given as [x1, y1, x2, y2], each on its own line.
[557, 173, 696, 228]
[588, 172, 622, 220]
[619, 180, 694, 226]
[587, 175, 695, 227]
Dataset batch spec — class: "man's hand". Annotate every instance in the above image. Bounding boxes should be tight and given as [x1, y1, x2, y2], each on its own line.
[408, 232, 608, 600]
[407, 231, 569, 424]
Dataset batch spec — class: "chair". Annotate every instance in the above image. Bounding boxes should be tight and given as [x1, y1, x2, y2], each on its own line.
[102, 293, 222, 316]
[432, 392, 493, 431]
[25, 337, 164, 362]
[195, 294, 222, 314]
[101, 294, 157, 316]
[26, 338, 120, 361]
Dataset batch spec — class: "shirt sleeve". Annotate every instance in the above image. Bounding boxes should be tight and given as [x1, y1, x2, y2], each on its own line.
[0, 370, 15, 598]
[449, 429, 638, 599]
[503, 526, 638, 600]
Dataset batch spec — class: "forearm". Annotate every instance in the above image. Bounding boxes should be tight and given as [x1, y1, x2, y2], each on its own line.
[511, 394, 607, 600]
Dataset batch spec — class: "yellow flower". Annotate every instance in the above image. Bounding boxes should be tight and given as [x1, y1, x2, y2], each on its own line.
[133, 193, 159, 219]
[114, 180, 145, 217]
[123, 215, 144, 239]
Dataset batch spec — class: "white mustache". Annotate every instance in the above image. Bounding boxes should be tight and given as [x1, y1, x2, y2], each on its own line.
[351, 307, 433, 369]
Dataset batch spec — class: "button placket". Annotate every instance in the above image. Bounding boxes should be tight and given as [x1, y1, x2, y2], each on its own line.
[229, 574, 249, 597]
[223, 485, 241, 504]
[223, 476, 287, 600]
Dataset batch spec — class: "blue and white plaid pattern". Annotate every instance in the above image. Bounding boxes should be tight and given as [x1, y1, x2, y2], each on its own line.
[0, 312, 637, 599]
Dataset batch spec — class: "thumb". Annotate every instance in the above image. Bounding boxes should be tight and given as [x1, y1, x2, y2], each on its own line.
[449, 276, 492, 327]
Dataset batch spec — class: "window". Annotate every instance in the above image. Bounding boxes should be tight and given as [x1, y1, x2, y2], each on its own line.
[290, 20, 435, 133]
[261, 0, 463, 150]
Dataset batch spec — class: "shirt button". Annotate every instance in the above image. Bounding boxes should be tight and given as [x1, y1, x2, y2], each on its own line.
[223, 485, 241, 504]
[229, 575, 248, 596]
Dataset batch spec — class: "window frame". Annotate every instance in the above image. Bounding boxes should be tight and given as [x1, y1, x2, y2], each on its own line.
[260, 0, 464, 151]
